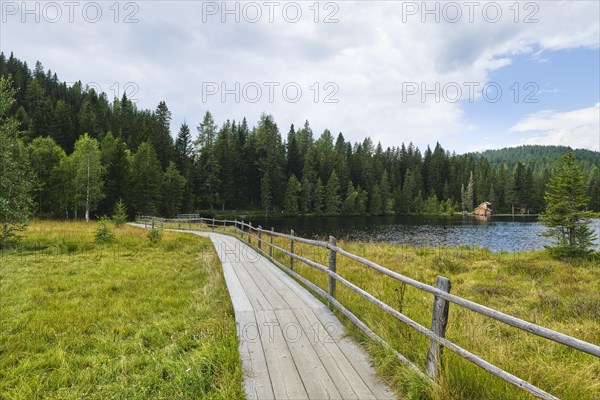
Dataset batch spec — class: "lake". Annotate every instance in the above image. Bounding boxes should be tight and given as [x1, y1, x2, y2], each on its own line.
[246, 215, 600, 253]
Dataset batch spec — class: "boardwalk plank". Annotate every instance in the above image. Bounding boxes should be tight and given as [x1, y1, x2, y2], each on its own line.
[255, 309, 310, 399]
[130, 225, 396, 400]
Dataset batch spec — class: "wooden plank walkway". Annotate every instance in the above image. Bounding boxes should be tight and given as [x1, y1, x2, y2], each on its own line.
[198, 231, 396, 400]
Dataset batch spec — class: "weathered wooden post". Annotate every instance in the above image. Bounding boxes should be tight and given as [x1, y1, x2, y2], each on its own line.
[426, 276, 451, 380]
[144, 217, 147, 229]
[152, 217, 155, 230]
[160, 218, 164, 229]
[258, 226, 262, 250]
[241, 220, 245, 241]
[248, 222, 252, 245]
[328, 236, 337, 307]
[234, 220, 238, 237]
[269, 227, 274, 258]
[211, 218, 215, 231]
[290, 229, 295, 270]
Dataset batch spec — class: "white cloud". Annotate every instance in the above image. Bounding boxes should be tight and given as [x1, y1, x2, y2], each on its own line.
[1, 0, 598, 151]
[510, 103, 600, 151]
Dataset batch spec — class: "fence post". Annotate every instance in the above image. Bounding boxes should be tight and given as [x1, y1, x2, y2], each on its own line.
[250, 223, 252, 243]
[241, 220, 245, 241]
[161, 218, 164, 229]
[426, 276, 451, 380]
[223, 219, 226, 232]
[211, 218, 215, 231]
[290, 229, 295, 270]
[178, 218, 181, 229]
[234, 220, 238, 237]
[258, 226, 262, 250]
[144, 217, 147, 229]
[328, 236, 337, 308]
[152, 217, 155, 230]
[269, 227, 274, 258]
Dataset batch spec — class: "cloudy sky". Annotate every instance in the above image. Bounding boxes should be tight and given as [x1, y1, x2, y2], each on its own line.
[1, 0, 599, 152]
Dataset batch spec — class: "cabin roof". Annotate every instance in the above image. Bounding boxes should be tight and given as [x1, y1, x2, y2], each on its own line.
[474, 202, 493, 211]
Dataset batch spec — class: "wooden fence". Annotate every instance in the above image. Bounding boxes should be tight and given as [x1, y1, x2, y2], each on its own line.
[135, 215, 600, 400]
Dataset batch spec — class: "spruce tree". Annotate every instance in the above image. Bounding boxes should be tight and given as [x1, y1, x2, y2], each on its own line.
[196, 111, 220, 208]
[342, 181, 357, 215]
[130, 142, 162, 216]
[161, 161, 186, 217]
[112, 198, 128, 227]
[313, 178, 325, 214]
[369, 184, 383, 215]
[325, 171, 341, 215]
[283, 174, 301, 215]
[540, 149, 596, 256]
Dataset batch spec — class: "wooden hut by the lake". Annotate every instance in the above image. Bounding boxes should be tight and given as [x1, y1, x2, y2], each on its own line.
[474, 202, 493, 216]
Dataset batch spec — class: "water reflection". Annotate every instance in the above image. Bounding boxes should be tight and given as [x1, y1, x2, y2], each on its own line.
[247, 215, 600, 253]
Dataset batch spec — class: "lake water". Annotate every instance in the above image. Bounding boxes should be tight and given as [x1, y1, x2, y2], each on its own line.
[247, 215, 600, 253]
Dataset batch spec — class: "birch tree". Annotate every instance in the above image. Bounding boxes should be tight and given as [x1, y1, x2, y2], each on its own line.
[72, 134, 103, 221]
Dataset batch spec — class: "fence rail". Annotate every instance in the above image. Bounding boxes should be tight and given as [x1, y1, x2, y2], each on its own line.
[135, 215, 600, 400]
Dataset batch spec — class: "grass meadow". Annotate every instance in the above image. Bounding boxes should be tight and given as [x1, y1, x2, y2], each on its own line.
[260, 232, 600, 400]
[0, 221, 244, 400]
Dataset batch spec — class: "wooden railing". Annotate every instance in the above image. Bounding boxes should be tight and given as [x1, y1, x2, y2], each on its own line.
[135, 215, 600, 400]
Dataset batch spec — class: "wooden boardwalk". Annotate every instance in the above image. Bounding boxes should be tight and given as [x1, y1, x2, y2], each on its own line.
[193, 231, 396, 400]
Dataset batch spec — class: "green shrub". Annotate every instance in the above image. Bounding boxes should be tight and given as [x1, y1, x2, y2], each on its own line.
[94, 217, 115, 244]
[147, 228, 162, 244]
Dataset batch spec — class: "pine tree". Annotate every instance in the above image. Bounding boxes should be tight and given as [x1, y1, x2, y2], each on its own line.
[0, 76, 34, 244]
[72, 133, 104, 221]
[540, 149, 596, 256]
[325, 171, 341, 215]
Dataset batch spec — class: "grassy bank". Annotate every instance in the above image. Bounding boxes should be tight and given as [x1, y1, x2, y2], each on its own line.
[0, 221, 244, 400]
[265, 236, 599, 399]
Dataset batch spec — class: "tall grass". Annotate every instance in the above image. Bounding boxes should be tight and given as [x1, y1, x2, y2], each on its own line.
[261, 233, 600, 400]
[0, 221, 244, 399]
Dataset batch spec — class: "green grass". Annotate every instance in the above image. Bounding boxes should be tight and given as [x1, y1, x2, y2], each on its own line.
[0, 221, 244, 400]
[262, 234, 600, 400]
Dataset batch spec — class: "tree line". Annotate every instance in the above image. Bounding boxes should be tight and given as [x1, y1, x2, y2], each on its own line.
[2, 52, 599, 221]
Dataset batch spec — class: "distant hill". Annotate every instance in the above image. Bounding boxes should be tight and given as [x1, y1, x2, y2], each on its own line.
[472, 145, 599, 175]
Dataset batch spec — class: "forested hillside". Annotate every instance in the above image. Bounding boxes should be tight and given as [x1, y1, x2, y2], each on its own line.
[475, 146, 598, 174]
[2, 52, 599, 218]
